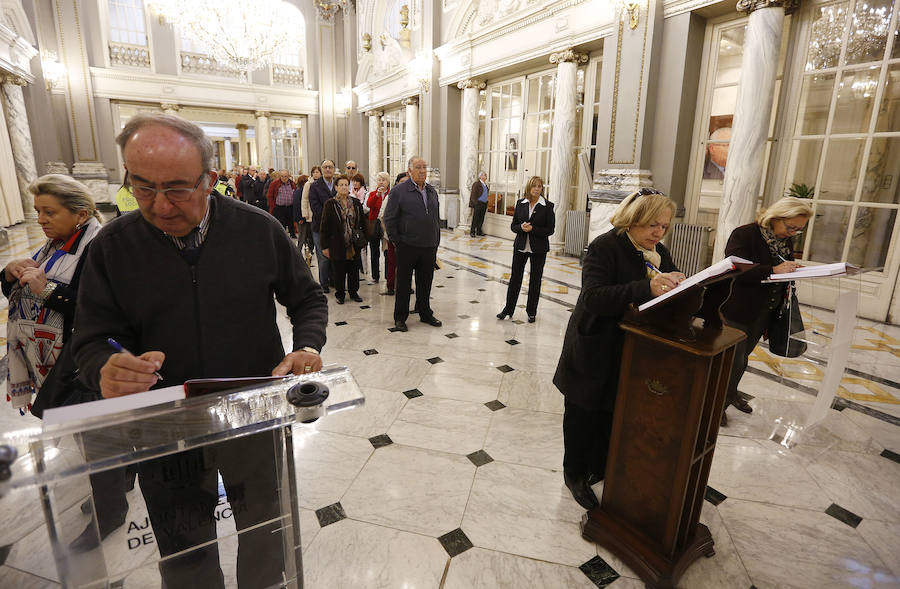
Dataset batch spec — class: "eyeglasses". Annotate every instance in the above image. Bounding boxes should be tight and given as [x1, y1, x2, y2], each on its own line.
[129, 172, 207, 202]
[781, 221, 805, 234]
[346, 166, 357, 170]
[635, 187, 662, 196]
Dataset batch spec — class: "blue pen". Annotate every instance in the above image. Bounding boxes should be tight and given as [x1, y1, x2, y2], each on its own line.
[107, 337, 163, 380]
[645, 261, 661, 277]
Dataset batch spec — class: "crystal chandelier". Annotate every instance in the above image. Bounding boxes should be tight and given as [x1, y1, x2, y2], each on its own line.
[806, 3, 892, 71]
[148, 0, 303, 78]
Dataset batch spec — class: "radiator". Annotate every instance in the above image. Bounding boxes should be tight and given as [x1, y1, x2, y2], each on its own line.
[565, 211, 589, 256]
[666, 223, 712, 277]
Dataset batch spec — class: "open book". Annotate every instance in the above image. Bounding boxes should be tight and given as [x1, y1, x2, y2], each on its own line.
[766, 262, 858, 281]
[637, 256, 753, 312]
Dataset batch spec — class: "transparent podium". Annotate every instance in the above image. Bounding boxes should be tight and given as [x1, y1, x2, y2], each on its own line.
[0, 365, 363, 589]
[763, 270, 863, 447]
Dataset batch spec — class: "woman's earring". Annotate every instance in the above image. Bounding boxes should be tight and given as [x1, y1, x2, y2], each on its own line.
[75, 223, 82, 231]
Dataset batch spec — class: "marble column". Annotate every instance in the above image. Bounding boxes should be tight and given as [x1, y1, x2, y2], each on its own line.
[1, 75, 38, 219]
[236, 124, 249, 165]
[548, 50, 588, 251]
[255, 111, 272, 170]
[366, 110, 383, 186]
[457, 79, 484, 233]
[714, 0, 798, 259]
[160, 102, 181, 116]
[224, 139, 233, 171]
[403, 97, 419, 160]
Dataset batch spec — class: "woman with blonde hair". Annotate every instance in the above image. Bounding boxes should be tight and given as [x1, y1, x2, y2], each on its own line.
[553, 188, 684, 509]
[3, 174, 104, 414]
[720, 196, 813, 425]
[497, 176, 555, 322]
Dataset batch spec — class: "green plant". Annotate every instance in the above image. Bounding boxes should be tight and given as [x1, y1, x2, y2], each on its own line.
[785, 183, 814, 199]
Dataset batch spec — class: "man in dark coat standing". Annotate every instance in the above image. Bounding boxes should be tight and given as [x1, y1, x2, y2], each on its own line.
[383, 156, 442, 332]
[307, 159, 337, 292]
[238, 166, 260, 206]
[469, 171, 489, 237]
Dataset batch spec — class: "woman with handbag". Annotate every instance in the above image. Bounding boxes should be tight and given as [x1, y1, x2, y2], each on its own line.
[720, 196, 813, 426]
[320, 174, 367, 304]
[366, 172, 390, 284]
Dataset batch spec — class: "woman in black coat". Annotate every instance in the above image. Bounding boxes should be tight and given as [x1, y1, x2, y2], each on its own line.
[720, 197, 812, 425]
[497, 176, 555, 323]
[320, 174, 367, 304]
[553, 189, 684, 509]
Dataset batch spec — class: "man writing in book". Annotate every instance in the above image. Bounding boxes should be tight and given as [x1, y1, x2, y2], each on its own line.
[70, 113, 327, 589]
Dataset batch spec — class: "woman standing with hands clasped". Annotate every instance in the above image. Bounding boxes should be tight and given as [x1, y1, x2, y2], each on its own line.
[553, 188, 684, 510]
[497, 176, 555, 323]
[320, 174, 367, 304]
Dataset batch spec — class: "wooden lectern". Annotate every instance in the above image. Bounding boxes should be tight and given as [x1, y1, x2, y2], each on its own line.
[581, 270, 749, 589]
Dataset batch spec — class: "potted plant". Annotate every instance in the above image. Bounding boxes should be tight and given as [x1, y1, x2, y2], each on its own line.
[784, 183, 814, 256]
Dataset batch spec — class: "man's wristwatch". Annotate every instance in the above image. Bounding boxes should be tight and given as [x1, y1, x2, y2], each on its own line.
[39, 281, 57, 302]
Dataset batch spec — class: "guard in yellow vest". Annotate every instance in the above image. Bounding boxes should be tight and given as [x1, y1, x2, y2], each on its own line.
[115, 184, 138, 216]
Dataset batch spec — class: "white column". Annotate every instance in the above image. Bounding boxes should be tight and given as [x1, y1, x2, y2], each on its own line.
[255, 110, 272, 169]
[403, 97, 419, 160]
[548, 49, 587, 251]
[236, 124, 249, 165]
[1, 75, 38, 219]
[457, 79, 484, 233]
[366, 110, 383, 186]
[714, 0, 794, 259]
[224, 139, 233, 171]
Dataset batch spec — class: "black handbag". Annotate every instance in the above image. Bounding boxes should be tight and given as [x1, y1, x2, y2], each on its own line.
[31, 344, 101, 418]
[351, 226, 368, 250]
[768, 284, 807, 358]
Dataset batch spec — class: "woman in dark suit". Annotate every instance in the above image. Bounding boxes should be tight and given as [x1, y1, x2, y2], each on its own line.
[720, 197, 812, 425]
[320, 175, 367, 304]
[497, 176, 555, 323]
[553, 188, 684, 509]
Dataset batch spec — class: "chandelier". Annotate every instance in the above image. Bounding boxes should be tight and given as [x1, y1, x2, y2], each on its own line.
[806, 3, 892, 71]
[147, 0, 303, 78]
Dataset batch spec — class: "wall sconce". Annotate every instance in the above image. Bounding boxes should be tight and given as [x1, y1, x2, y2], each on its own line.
[41, 50, 66, 91]
[618, 1, 640, 30]
[335, 88, 352, 114]
[409, 52, 432, 93]
[361, 33, 372, 53]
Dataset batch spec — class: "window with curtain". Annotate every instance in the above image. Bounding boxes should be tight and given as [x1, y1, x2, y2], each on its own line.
[787, 0, 900, 269]
[108, 0, 147, 46]
[270, 118, 303, 175]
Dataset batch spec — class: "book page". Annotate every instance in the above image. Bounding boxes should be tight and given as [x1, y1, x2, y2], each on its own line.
[638, 256, 751, 312]
[767, 262, 854, 281]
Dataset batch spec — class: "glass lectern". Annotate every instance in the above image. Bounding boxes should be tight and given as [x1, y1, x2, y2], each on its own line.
[0, 365, 363, 589]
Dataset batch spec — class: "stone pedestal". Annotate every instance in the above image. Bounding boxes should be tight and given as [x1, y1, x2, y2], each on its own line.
[594, 168, 654, 193]
[366, 110, 383, 187]
[714, 0, 796, 259]
[236, 124, 249, 166]
[588, 189, 630, 244]
[46, 162, 69, 175]
[1, 75, 38, 219]
[255, 111, 272, 170]
[72, 162, 112, 204]
[457, 79, 484, 234]
[403, 97, 418, 159]
[548, 50, 588, 251]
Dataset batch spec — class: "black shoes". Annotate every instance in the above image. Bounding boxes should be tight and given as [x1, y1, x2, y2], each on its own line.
[497, 309, 512, 320]
[720, 412, 728, 427]
[386, 289, 395, 296]
[420, 315, 442, 327]
[69, 517, 126, 553]
[336, 296, 345, 304]
[528, 315, 536, 323]
[322, 286, 330, 293]
[350, 294, 363, 303]
[733, 397, 753, 414]
[394, 320, 408, 332]
[564, 471, 599, 510]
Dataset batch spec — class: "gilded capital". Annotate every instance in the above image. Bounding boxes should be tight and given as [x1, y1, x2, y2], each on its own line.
[736, 0, 800, 14]
[254, 110, 271, 118]
[549, 49, 589, 65]
[362, 33, 372, 52]
[457, 79, 486, 90]
[401, 97, 418, 107]
[160, 102, 181, 112]
[236, 123, 249, 130]
[2, 74, 29, 86]
[365, 110, 384, 117]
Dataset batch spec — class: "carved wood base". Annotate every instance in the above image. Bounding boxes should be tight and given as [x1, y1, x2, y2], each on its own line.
[581, 509, 715, 589]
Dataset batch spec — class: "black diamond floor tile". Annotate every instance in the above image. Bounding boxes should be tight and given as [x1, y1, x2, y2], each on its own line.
[335, 321, 348, 326]
[368, 434, 393, 449]
[458, 314, 470, 319]
[469, 300, 480, 304]
[704, 486, 727, 506]
[360, 305, 371, 309]
[363, 349, 378, 355]
[445, 333, 459, 339]
[467, 449, 494, 467]
[478, 288, 486, 292]
[496, 365, 514, 373]
[402, 388, 423, 399]
[484, 400, 506, 411]
[437, 528, 473, 558]
[825, 503, 862, 528]
[579, 555, 620, 588]
[880, 449, 900, 465]
[315, 502, 346, 527]
[505, 339, 520, 346]
[427, 357, 444, 364]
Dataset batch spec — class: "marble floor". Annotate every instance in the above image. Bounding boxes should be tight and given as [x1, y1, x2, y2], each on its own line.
[0, 224, 899, 588]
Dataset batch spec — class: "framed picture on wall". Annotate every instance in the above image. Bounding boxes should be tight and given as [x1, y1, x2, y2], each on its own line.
[703, 114, 732, 180]
[506, 134, 519, 171]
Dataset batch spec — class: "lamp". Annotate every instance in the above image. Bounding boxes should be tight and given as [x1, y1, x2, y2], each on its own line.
[40, 51, 65, 91]
[616, 1, 640, 30]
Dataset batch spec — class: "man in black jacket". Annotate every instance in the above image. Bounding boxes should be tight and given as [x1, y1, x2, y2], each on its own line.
[383, 156, 442, 331]
[239, 166, 263, 208]
[71, 112, 327, 589]
[307, 159, 337, 291]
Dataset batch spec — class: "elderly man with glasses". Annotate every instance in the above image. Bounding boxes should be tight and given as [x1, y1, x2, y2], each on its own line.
[70, 112, 327, 589]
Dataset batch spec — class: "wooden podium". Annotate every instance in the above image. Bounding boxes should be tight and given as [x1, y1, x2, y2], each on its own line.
[581, 270, 748, 589]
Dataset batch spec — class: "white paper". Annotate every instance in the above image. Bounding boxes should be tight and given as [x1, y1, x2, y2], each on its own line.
[638, 256, 752, 312]
[767, 262, 855, 281]
[43, 385, 185, 427]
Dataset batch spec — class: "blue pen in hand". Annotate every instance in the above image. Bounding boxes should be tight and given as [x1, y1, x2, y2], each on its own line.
[645, 261, 661, 277]
[107, 337, 163, 380]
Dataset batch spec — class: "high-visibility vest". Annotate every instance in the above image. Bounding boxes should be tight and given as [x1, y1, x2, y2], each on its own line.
[115, 185, 138, 212]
